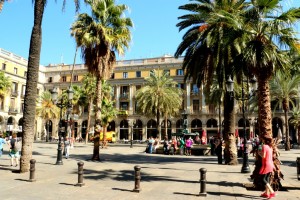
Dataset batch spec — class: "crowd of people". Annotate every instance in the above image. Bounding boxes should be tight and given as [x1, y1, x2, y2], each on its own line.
[0, 132, 21, 167]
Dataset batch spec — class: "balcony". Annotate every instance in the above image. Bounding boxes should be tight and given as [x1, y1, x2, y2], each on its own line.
[119, 93, 129, 101]
[118, 110, 128, 117]
[8, 107, 18, 114]
[10, 91, 18, 97]
[191, 91, 200, 96]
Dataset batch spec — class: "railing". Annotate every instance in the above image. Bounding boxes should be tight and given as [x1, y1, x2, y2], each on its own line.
[10, 91, 18, 97]
[8, 107, 18, 114]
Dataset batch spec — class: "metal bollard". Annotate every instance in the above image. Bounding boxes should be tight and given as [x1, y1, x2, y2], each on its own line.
[199, 168, 207, 196]
[75, 161, 85, 187]
[132, 165, 141, 193]
[29, 159, 36, 182]
[297, 157, 300, 180]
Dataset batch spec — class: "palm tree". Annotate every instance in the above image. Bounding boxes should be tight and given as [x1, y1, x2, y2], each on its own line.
[71, 0, 132, 161]
[81, 73, 97, 144]
[100, 98, 117, 148]
[0, 71, 12, 99]
[290, 108, 300, 145]
[0, 0, 7, 11]
[270, 72, 300, 150]
[20, 0, 81, 173]
[36, 91, 59, 141]
[135, 70, 183, 139]
[175, 0, 248, 165]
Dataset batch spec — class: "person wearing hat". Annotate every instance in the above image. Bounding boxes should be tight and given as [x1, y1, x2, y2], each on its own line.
[258, 136, 276, 199]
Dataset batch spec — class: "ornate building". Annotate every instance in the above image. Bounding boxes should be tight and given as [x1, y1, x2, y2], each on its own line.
[1, 48, 294, 142]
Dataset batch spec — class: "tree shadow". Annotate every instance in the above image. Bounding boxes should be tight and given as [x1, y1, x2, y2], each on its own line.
[207, 191, 261, 199]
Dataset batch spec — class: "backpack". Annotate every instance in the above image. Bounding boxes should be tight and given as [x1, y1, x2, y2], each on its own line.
[11, 138, 21, 152]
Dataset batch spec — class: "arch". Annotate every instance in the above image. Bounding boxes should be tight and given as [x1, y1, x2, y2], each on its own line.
[175, 119, 183, 135]
[191, 118, 202, 133]
[147, 119, 157, 138]
[120, 119, 129, 140]
[81, 120, 88, 140]
[133, 119, 143, 140]
[107, 121, 116, 132]
[206, 118, 218, 140]
[206, 118, 218, 127]
[238, 118, 250, 139]
[288, 117, 297, 144]
[161, 119, 172, 139]
[272, 117, 283, 138]
[6, 116, 16, 136]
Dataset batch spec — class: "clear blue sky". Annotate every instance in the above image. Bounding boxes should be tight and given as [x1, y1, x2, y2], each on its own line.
[0, 0, 299, 66]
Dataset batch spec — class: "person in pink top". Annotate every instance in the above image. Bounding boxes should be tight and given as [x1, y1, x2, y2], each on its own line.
[185, 137, 193, 156]
[258, 136, 275, 199]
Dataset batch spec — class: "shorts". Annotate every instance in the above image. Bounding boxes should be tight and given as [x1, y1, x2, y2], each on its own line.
[9, 151, 20, 158]
[186, 147, 191, 150]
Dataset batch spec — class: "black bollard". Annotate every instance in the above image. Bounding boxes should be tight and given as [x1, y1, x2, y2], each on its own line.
[29, 159, 36, 182]
[75, 161, 85, 187]
[132, 165, 141, 193]
[297, 157, 300, 180]
[199, 168, 207, 197]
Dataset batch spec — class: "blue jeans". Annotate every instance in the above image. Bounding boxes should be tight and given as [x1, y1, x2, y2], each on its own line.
[148, 144, 153, 153]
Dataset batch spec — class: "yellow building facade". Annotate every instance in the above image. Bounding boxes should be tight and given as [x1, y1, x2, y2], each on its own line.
[0, 48, 290, 142]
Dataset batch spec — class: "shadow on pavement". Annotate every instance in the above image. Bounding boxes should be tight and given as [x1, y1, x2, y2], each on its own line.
[112, 188, 133, 192]
[173, 192, 198, 197]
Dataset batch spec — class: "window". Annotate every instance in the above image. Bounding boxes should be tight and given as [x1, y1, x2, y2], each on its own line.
[110, 73, 115, 79]
[192, 84, 199, 94]
[177, 69, 184, 76]
[193, 100, 200, 113]
[177, 83, 185, 90]
[48, 77, 53, 83]
[14, 67, 18, 74]
[136, 71, 141, 78]
[163, 70, 170, 75]
[73, 75, 78, 82]
[120, 102, 129, 110]
[2, 63, 6, 70]
[24, 71, 27, 77]
[123, 72, 128, 78]
[21, 85, 26, 97]
[62, 76, 66, 82]
[12, 82, 18, 93]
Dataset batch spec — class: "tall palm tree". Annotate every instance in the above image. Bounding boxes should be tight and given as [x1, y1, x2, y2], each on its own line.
[175, 0, 248, 165]
[71, 0, 132, 161]
[20, 0, 81, 173]
[0, 0, 7, 12]
[81, 73, 97, 144]
[36, 91, 59, 141]
[270, 72, 300, 150]
[135, 70, 182, 139]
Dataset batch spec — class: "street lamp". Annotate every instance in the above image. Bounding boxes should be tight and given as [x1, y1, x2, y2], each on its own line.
[129, 119, 136, 148]
[226, 75, 257, 173]
[51, 86, 73, 165]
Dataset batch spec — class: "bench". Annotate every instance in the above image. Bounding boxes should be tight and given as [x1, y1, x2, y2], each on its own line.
[154, 145, 211, 156]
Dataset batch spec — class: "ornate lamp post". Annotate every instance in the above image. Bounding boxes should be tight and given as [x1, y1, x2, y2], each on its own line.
[51, 86, 73, 165]
[226, 75, 257, 173]
[129, 119, 136, 148]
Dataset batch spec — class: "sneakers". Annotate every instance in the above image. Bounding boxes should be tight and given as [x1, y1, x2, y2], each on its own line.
[260, 192, 268, 198]
[268, 193, 276, 199]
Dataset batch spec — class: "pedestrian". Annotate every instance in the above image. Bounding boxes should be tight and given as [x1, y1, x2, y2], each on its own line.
[147, 136, 154, 154]
[214, 137, 222, 164]
[170, 137, 178, 155]
[163, 136, 170, 155]
[153, 137, 160, 153]
[0, 132, 7, 157]
[64, 138, 71, 159]
[8, 133, 21, 167]
[178, 137, 185, 155]
[185, 137, 193, 156]
[258, 136, 276, 199]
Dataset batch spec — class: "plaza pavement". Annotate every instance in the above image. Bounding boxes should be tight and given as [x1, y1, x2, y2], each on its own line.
[0, 142, 299, 200]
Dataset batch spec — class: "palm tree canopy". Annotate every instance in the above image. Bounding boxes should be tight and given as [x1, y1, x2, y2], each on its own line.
[71, 0, 133, 77]
[0, 71, 12, 97]
[135, 70, 183, 118]
[100, 98, 117, 126]
[175, 0, 248, 89]
[36, 91, 59, 120]
[270, 71, 300, 111]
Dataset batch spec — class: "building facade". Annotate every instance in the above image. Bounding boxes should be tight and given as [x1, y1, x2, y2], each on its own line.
[0, 48, 295, 142]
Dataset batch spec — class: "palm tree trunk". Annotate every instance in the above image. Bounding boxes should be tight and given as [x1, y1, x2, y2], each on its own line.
[223, 92, 238, 165]
[103, 125, 107, 148]
[283, 100, 290, 151]
[251, 74, 283, 190]
[92, 77, 102, 161]
[20, 0, 45, 173]
[298, 126, 300, 145]
[156, 108, 160, 139]
[85, 98, 93, 144]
